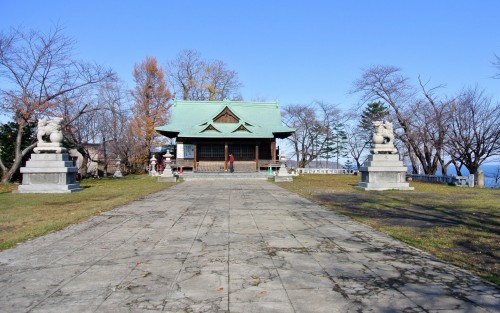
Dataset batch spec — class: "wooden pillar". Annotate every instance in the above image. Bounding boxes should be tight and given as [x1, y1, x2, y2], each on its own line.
[224, 143, 228, 171]
[255, 144, 259, 171]
[271, 140, 276, 161]
[194, 144, 197, 172]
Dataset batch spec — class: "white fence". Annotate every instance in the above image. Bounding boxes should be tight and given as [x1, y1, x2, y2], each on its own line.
[297, 168, 357, 175]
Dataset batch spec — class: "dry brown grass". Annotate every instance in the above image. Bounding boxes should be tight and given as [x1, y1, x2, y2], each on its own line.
[0, 175, 175, 251]
[278, 174, 500, 284]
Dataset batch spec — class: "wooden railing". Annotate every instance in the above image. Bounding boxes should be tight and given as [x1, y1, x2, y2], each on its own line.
[170, 159, 194, 169]
[196, 161, 258, 173]
[196, 161, 225, 172]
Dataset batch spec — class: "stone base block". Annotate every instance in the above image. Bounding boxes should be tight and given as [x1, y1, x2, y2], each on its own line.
[274, 175, 293, 182]
[357, 182, 414, 191]
[158, 176, 178, 183]
[17, 152, 82, 193]
[358, 154, 414, 191]
[371, 144, 397, 154]
[34, 143, 67, 154]
[20, 171, 77, 185]
[17, 184, 83, 193]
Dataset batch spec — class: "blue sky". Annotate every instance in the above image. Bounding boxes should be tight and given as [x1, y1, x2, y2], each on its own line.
[1, 0, 499, 110]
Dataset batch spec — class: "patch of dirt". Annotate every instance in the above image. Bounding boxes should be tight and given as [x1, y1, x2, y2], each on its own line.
[0, 225, 16, 232]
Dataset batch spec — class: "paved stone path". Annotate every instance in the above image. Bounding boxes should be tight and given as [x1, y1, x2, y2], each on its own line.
[0, 180, 498, 312]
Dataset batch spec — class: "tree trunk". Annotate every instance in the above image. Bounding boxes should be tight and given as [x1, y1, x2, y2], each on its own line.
[451, 159, 463, 176]
[1, 124, 30, 183]
[406, 146, 419, 174]
[354, 158, 361, 169]
[440, 160, 448, 176]
[1, 166, 18, 183]
[76, 147, 90, 177]
[468, 162, 480, 176]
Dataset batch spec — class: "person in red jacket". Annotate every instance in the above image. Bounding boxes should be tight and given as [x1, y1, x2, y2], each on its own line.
[229, 153, 235, 173]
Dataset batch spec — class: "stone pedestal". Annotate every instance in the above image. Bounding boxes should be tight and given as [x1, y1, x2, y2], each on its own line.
[113, 157, 123, 178]
[149, 155, 159, 176]
[358, 154, 413, 191]
[18, 153, 83, 193]
[371, 143, 397, 155]
[274, 163, 293, 182]
[158, 166, 178, 182]
[158, 152, 178, 183]
[477, 171, 484, 188]
[158, 176, 178, 183]
[113, 169, 123, 178]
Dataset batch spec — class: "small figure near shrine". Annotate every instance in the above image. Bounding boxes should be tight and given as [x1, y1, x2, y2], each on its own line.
[229, 153, 235, 173]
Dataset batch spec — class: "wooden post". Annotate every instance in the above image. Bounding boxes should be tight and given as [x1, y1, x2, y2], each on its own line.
[255, 144, 259, 171]
[271, 141, 276, 161]
[224, 143, 228, 171]
[193, 144, 197, 172]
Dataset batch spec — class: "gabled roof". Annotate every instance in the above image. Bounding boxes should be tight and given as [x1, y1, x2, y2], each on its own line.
[155, 100, 295, 139]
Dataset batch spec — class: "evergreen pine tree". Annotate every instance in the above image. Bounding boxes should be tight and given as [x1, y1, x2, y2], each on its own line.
[320, 124, 349, 169]
[359, 101, 390, 133]
[319, 134, 335, 167]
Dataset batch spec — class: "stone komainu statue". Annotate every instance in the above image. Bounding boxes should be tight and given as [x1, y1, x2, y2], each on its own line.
[371, 121, 397, 154]
[19, 117, 81, 192]
[34, 117, 65, 153]
[358, 120, 414, 191]
[37, 117, 63, 144]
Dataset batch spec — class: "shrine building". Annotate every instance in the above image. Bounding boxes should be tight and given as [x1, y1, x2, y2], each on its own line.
[155, 100, 295, 172]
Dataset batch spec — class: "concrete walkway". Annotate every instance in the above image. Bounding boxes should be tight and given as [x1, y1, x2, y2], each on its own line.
[0, 180, 498, 312]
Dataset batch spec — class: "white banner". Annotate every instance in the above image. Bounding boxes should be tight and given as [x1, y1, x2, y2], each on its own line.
[177, 143, 194, 159]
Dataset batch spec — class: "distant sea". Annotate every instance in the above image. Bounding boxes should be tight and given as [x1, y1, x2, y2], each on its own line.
[440, 164, 499, 188]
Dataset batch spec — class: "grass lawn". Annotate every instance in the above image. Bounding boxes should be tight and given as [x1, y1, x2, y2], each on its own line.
[0, 175, 175, 251]
[278, 174, 500, 285]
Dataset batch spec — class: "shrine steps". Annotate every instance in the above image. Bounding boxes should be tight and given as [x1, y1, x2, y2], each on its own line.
[180, 172, 273, 181]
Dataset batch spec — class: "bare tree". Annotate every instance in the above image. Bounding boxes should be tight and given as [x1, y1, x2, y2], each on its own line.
[200, 60, 242, 101]
[99, 82, 131, 173]
[62, 81, 130, 177]
[352, 66, 452, 175]
[446, 87, 500, 175]
[493, 166, 500, 188]
[166, 49, 242, 101]
[282, 101, 341, 168]
[493, 54, 500, 79]
[416, 79, 455, 175]
[59, 90, 100, 177]
[344, 123, 370, 169]
[166, 49, 203, 100]
[0, 26, 115, 182]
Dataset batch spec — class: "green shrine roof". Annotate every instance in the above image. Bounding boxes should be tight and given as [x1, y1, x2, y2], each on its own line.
[155, 100, 295, 139]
